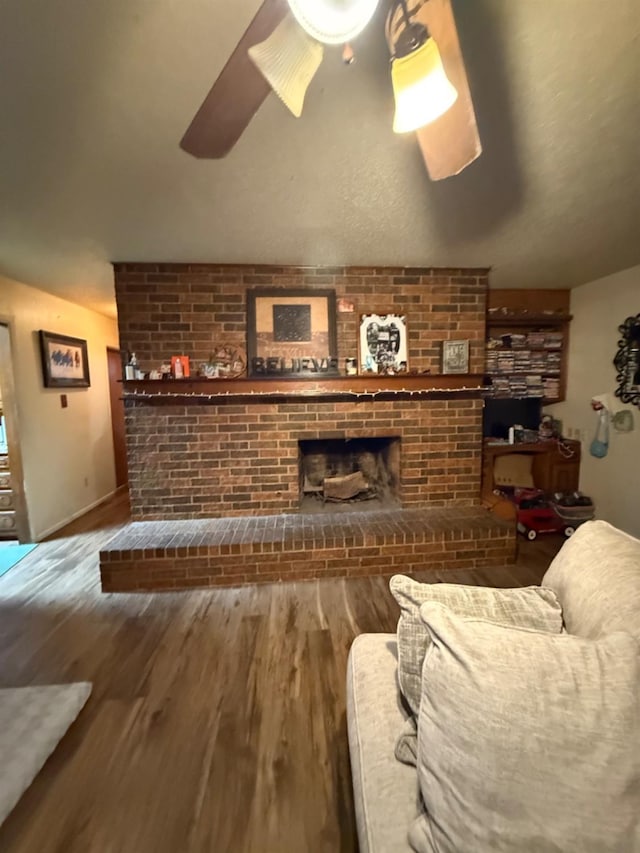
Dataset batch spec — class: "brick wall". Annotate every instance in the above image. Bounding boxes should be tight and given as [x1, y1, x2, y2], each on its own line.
[125, 398, 482, 520]
[114, 263, 489, 520]
[114, 263, 488, 375]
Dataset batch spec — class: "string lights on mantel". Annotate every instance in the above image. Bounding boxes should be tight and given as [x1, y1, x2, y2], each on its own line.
[122, 377, 486, 404]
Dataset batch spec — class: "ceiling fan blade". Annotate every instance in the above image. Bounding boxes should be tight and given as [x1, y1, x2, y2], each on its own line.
[414, 0, 481, 179]
[388, 0, 482, 180]
[180, 0, 289, 159]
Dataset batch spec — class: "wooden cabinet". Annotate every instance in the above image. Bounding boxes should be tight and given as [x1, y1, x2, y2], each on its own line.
[486, 290, 572, 404]
[482, 439, 581, 503]
[529, 440, 581, 493]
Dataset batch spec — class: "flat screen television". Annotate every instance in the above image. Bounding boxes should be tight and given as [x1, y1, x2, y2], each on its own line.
[482, 397, 543, 439]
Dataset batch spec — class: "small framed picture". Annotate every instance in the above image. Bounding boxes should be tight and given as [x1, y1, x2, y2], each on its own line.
[337, 297, 355, 313]
[358, 312, 408, 374]
[442, 339, 470, 374]
[38, 330, 90, 388]
[171, 355, 190, 378]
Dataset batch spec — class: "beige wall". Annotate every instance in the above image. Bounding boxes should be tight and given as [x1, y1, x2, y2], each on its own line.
[0, 273, 119, 539]
[549, 265, 640, 537]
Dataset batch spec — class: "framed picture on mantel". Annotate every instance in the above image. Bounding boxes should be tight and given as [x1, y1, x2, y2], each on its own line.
[358, 312, 408, 374]
[246, 288, 338, 378]
[442, 339, 470, 374]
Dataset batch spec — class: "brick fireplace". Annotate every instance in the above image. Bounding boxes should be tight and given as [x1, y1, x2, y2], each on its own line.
[124, 397, 483, 519]
[99, 263, 515, 591]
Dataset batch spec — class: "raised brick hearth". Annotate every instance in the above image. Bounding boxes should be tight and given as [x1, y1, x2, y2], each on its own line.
[100, 507, 514, 592]
[102, 262, 516, 591]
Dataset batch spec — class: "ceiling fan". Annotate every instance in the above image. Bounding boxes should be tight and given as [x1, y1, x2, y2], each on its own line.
[180, 0, 481, 180]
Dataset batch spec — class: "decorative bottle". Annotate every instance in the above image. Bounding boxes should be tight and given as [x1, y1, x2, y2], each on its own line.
[125, 352, 137, 380]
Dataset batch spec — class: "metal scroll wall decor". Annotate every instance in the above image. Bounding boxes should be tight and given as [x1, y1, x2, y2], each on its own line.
[614, 313, 640, 408]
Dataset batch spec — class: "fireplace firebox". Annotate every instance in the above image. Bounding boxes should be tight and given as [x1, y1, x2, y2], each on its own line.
[299, 437, 401, 513]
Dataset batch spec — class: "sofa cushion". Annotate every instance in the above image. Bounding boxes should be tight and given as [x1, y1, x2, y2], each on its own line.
[389, 575, 563, 716]
[542, 519, 640, 639]
[409, 602, 640, 853]
[346, 633, 419, 853]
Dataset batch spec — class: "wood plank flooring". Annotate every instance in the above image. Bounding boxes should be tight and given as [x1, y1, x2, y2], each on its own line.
[0, 491, 563, 853]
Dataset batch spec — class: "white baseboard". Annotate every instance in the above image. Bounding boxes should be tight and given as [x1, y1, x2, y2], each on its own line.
[36, 489, 119, 541]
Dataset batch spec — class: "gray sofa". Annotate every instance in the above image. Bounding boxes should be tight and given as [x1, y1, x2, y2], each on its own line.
[346, 520, 640, 853]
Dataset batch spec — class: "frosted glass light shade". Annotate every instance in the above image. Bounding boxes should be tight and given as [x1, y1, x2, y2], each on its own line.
[286, 0, 379, 45]
[249, 15, 324, 118]
[392, 38, 458, 133]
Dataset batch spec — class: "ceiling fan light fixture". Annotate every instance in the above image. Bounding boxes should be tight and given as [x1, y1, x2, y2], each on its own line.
[248, 15, 324, 118]
[286, 0, 380, 45]
[392, 37, 458, 134]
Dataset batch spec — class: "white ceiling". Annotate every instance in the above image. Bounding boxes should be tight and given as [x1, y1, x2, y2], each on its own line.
[1, 0, 639, 319]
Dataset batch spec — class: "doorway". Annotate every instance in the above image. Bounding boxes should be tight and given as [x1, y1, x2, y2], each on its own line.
[107, 348, 128, 488]
[0, 320, 32, 541]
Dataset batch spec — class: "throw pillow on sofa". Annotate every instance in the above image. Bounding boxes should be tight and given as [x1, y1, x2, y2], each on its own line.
[389, 576, 563, 716]
[409, 602, 640, 853]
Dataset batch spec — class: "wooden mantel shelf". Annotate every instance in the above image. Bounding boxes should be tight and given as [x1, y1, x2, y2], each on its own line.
[122, 374, 487, 403]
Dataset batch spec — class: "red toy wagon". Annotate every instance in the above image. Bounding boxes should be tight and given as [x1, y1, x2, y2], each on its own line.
[513, 489, 567, 540]
[512, 488, 595, 541]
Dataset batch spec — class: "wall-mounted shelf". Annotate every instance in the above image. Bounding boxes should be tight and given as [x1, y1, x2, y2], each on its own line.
[122, 374, 487, 404]
[486, 313, 572, 326]
[486, 312, 572, 403]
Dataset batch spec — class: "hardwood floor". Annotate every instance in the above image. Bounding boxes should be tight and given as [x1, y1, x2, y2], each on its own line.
[0, 492, 563, 852]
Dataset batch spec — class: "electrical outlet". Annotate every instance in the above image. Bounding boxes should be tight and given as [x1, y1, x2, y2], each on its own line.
[84, 476, 89, 487]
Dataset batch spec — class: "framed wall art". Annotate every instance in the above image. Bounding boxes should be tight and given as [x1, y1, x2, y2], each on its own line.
[442, 339, 470, 374]
[38, 330, 91, 388]
[358, 312, 408, 374]
[246, 288, 338, 377]
[613, 313, 640, 407]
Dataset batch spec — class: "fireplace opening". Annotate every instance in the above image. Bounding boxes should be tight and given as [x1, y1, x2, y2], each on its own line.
[299, 437, 401, 513]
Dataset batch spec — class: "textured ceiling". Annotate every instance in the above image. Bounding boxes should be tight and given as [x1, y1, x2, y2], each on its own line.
[1, 0, 639, 319]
